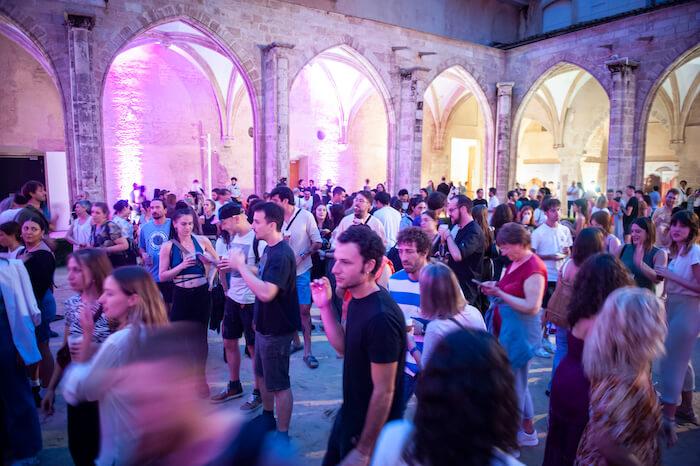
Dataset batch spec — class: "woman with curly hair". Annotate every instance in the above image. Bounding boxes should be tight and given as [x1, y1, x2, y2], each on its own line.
[372, 330, 522, 465]
[575, 288, 667, 465]
[543, 254, 634, 466]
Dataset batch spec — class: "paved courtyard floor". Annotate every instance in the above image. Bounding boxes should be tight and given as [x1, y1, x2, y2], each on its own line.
[36, 268, 700, 465]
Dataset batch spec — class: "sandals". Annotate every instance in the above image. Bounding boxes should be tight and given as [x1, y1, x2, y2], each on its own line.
[303, 354, 319, 369]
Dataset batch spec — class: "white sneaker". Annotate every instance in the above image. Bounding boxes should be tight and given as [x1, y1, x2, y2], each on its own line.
[517, 429, 539, 447]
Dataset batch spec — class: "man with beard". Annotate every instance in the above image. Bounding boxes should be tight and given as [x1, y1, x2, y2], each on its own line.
[311, 226, 405, 466]
[331, 190, 386, 248]
[138, 199, 173, 307]
[386, 227, 431, 413]
[440, 194, 484, 305]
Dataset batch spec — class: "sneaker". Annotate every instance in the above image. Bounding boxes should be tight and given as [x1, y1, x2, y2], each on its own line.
[240, 391, 263, 414]
[517, 429, 539, 447]
[534, 347, 551, 359]
[210, 381, 243, 404]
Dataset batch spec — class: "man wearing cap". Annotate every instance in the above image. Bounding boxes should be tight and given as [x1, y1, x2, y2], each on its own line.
[213, 203, 267, 412]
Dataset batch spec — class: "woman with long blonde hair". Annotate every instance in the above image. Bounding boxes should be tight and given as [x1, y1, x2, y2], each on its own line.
[62, 266, 168, 466]
[575, 288, 667, 465]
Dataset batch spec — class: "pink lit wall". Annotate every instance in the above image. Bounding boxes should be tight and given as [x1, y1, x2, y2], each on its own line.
[0, 34, 64, 152]
[290, 68, 387, 192]
[103, 43, 254, 206]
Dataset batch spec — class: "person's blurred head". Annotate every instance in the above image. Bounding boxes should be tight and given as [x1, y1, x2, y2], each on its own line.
[269, 186, 295, 212]
[669, 210, 699, 257]
[353, 191, 374, 218]
[113, 200, 131, 219]
[595, 195, 607, 210]
[396, 227, 431, 276]
[67, 248, 112, 294]
[74, 200, 92, 218]
[314, 203, 328, 224]
[495, 222, 530, 261]
[420, 210, 438, 236]
[426, 191, 447, 212]
[490, 204, 513, 231]
[397, 189, 410, 203]
[218, 203, 247, 236]
[419, 263, 466, 319]
[447, 195, 473, 226]
[149, 199, 165, 220]
[21, 180, 46, 203]
[375, 183, 386, 193]
[590, 210, 612, 234]
[567, 253, 634, 328]
[571, 227, 605, 266]
[251, 202, 284, 242]
[583, 288, 666, 381]
[518, 205, 534, 226]
[410, 330, 518, 465]
[488, 187, 497, 198]
[630, 217, 655, 251]
[100, 266, 168, 328]
[0, 221, 21, 248]
[476, 188, 484, 199]
[91, 202, 109, 225]
[331, 186, 346, 204]
[20, 215, 46, 247]
[664, 188, 680, 209]
[419, 188, 429, 199]
[625, 185, 635, 197]
[170, 209, 195, 242]
[543, 197, 561, 224]
[332, 225, 384, 290]
[374, 191, 391, 208]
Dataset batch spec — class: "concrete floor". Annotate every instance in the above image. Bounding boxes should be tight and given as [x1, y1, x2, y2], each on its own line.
[34, 268, 700, 466]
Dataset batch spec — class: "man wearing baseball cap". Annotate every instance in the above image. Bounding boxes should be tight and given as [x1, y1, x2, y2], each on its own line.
[212, 203, 266, 413]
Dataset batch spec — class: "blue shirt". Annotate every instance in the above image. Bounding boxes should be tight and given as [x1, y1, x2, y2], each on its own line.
[387, 269, 427, 376]
[138, 220, 171, 281]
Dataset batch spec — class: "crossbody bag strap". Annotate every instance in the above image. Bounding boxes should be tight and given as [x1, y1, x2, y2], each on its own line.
[448, 316, 466, 331]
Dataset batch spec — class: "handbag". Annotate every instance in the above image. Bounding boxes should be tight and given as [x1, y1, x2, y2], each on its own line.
[545, 259, 574, 328]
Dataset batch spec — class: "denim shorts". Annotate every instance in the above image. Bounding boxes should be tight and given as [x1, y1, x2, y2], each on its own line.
[254, 331, 293, 392]
[296, 269, 312, 305]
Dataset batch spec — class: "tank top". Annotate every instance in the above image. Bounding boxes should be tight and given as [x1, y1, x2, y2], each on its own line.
[170, 236, 206, 284]
[202, 215, 217, 237]
[619, 244, 659, 291]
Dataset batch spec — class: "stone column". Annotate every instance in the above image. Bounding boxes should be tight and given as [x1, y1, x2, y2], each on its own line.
[394, 66, 429, 194]
[66, 14, 103, 200]
[260, 42, 294, 191]
[495, 82, 514, 195]
[605, 57, 639, 191]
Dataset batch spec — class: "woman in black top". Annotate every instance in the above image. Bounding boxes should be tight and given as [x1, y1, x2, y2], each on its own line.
[18, 215, 56, 402]
[311, 202, 333, 279]
[89, 202, 129, 268]
[200, 199, 219, 240]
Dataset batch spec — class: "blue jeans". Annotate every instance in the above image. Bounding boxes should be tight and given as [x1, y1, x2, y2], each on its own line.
[400, 372, 417, 416]
[0, 312, 42, 459]
[552, 327, 569, 376]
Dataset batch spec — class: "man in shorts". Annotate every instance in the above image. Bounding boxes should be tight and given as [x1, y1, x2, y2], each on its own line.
[212, 203, 266, 413]
[229, 202, 300, 438]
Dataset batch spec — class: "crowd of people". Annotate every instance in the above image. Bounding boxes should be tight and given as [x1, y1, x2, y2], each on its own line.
[0, 174, 698, 466]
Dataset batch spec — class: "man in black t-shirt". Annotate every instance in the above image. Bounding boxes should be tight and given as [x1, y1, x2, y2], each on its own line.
[441, 195, 484, 305]
[311, 226, 405, 466]
[622, 184, 639, 241]
[229, 202, 300, 439]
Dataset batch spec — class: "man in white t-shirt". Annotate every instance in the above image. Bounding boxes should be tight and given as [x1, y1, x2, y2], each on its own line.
[227, 177, 242, 203]
[531, 197, 572, 316]
[372, 191, 401, 251]
[270, 186, 323, 369]
[487, 187, 500, 222]
[332, 191, 387, 248]
[212, 203, 266, 412]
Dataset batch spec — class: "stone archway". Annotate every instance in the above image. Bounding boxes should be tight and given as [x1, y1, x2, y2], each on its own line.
[289, 45, 390, 193]
[101, 19, 258, 207]
[643, 45, 700, 195]
[512, 62, 610, 203]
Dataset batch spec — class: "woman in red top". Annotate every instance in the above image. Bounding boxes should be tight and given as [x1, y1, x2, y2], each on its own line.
[481, 222, 547, 449]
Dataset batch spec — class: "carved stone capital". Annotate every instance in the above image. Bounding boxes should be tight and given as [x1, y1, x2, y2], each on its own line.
[65, 13, 95, 30]
[605, 57, 639, 74]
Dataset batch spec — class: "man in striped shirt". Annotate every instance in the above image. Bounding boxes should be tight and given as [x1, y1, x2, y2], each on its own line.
[387, 227, 432, 414]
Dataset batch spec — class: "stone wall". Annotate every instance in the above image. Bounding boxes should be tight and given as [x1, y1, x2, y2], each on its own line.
[0, 0, 697, 200]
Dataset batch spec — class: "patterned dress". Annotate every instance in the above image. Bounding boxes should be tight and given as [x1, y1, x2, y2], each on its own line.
[575, 373, 661, 466]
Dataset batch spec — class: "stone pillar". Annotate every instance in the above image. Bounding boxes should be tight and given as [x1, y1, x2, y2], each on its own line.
[605, 57, 639, 191]
[495, 82, 514, 195]
[260, 42, 294, 191]
[66, 14, 103, 200]
[394, 67, 429, 194]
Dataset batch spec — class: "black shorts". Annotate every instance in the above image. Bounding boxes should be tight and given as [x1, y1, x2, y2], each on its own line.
[254, 332, 293, 392]
[223, 298, 255, 346]
[542, 281, 557, 309]
[156, 281, 174, 304]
